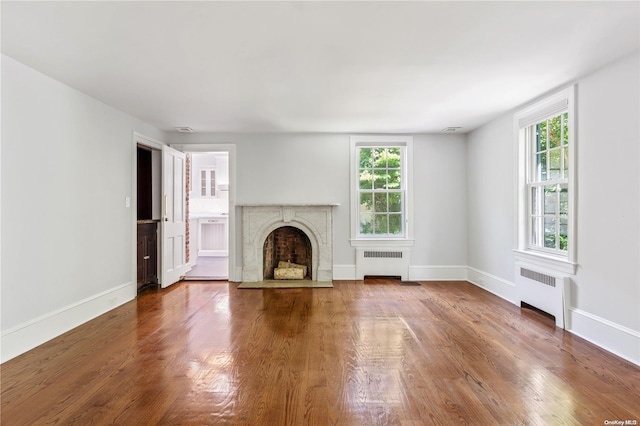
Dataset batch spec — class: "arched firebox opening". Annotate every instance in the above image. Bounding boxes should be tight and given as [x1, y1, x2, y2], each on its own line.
[263, 226, 312, 280]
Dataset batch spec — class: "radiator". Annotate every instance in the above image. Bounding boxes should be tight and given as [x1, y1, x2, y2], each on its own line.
[356, 248, 410, 280]
[515, 263, 570, 329]
[198, 218, 228, 257]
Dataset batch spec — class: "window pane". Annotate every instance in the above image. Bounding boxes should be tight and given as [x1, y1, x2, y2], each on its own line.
[549, 115, 561, 148]
[531, 217, 541, 247]
[544, 185, 557, 215]
[373, 170, 387, 189]
[387, 148, 401, 168]
[373, 148, 386, 167]
[536, 122, 547, 151]
[531, 186, 541, 216]
[359, 148, 373, 168]
[374, 193, 388, 212]
[387, 170, 401, 189]
[388, 192, 402, 212]
[389, 214, 402, 235]
[559, 185, 568, 215]
[374, 214, 388, 234]
[360, 193, 373, 212]
[563, 146, 569, 179]
[549, 149, 562, 180]
[559, 217, 568, 251]
[360, 213, 373, 235]
[537, 153, 547, 181]
[359, 169, 372, 189]
[562, 112, 569, 146]
[544, 217, 556, 249]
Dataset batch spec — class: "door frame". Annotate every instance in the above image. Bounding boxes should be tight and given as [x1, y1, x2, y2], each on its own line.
[171, 143, 238, 282]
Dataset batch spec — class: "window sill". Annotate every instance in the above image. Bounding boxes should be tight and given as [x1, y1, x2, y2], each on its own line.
[350, 239, 415, 248]
[513, 249, 577, 275]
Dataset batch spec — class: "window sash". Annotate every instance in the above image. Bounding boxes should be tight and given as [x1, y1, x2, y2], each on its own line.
[527, 182, 568, 254]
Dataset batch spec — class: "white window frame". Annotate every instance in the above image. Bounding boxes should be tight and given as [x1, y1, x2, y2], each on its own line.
[350, 135, 414, 248]
[514, 86, 577, 274]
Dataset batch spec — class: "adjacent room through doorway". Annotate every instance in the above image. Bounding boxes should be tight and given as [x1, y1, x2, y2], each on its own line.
[183, 151, 230, 280]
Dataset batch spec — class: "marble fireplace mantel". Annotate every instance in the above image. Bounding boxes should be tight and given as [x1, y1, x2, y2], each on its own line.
[239, 204, 338, 282]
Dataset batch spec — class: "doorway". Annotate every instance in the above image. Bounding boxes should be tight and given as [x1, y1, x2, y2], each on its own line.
[132, 136, 237, 287]
[184, 151, 230, 280]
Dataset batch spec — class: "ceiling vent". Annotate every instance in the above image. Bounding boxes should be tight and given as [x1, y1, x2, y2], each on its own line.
[442, 127, 462, 132]
[175, 127, 194, 133]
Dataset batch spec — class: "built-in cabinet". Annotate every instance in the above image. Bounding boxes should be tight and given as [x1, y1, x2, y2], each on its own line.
[137, 222, 158, 289]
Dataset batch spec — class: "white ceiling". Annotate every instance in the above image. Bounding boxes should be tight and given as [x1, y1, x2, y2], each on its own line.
[2, 1, 639, 134]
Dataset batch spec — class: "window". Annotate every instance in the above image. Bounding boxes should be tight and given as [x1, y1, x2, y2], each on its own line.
[350, 136, 413, 243]
[358, 146, 403, 236]
[528, 113, 569, 254]
[200, 168, 216, 197]
[515, 86, 576, 273]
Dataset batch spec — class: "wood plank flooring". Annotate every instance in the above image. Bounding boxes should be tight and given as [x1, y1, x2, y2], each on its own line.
[2, 280, 639, 425]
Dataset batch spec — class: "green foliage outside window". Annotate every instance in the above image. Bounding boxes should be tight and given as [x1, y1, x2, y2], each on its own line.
[532, 112, 569, 252]
[358, 147, 403, 236]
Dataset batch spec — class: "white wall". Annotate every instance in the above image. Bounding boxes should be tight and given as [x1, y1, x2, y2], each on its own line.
[467, 52, 640, 364]
[411, 134, 468, 278]
[1, 55, 165, 361]
[467, 113, 516, 299]
[167, 132, 469, 279]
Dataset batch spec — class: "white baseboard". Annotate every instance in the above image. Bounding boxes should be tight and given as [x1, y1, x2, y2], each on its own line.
[466, 267, 517, 304]
[332, 264, 468, 281]
[230, 267, 244, 282]
[466, 267, 639, 367]
[1, 282, 136, 363]
[6, 268, 637, 369]
[409, 265, 468, 281]
[333, 264, 356, 280]
[567, 307, 640, 366]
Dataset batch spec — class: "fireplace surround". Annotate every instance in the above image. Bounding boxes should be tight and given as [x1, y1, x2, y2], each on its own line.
[240, 204, 337, 282]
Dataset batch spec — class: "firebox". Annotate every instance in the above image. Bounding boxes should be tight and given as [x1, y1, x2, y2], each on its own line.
[263, 226, 312, 280]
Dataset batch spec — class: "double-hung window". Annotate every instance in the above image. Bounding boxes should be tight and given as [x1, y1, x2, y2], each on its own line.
[528, 113, 569, 253]
[350, 135, 413, 243]
[515, 86, 576, 273]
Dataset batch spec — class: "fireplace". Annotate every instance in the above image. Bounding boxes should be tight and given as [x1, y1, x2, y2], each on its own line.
[240, 204, 336, 282]
[263, 226, 312, 280]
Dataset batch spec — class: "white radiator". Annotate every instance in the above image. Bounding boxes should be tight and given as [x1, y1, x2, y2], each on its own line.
[355, 248, 410, 280]
[515, 263, 570, 329]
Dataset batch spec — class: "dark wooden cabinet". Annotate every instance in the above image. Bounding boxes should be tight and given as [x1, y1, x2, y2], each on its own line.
[137, 222, 158, 290]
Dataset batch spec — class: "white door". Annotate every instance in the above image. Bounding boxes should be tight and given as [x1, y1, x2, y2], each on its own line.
[161, 145, 187, 287]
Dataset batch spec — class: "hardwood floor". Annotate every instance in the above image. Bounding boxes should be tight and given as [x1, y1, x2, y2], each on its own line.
[2, 280, 639, 425]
